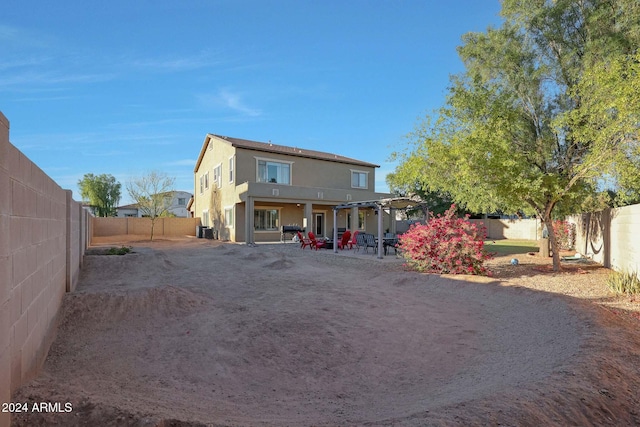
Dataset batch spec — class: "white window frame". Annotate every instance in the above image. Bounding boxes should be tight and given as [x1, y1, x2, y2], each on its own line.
[202, 209, 209, 227]
[350, 169, 368, 189]
[254, 206, 281, 231]
[213, 163, 222, 189]
[229, 156, 234, 183]
[204, 172, 210, 190]
[255, 157, 293, 185]
[224, 205, 234, 228]
[199, 175, 204, 194]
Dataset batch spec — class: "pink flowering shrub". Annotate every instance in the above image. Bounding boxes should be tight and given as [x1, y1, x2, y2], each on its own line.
[551, 220, 575, 250]
[399, 204, 493, 275]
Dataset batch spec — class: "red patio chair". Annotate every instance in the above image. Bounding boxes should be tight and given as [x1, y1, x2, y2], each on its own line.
[297, 231, 313, 250]
[338, 230, 351, 249]
[308, 232, 326, 250]
[347, 230, 359, 249]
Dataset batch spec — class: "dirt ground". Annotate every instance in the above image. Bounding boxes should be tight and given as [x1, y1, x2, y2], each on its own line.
[11, 236, 640, 426]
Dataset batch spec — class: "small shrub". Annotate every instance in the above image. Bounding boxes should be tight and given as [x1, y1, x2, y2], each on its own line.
[606, 270, 640, 295]
[398, 204, 493, 275]
[106, 246, 132, 256]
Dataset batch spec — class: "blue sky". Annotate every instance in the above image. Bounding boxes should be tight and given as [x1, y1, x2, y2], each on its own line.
[2, 0, 502, 204]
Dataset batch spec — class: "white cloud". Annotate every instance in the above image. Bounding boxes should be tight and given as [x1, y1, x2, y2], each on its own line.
[130, 49, 228, 72]
[199, 89, 262, 117]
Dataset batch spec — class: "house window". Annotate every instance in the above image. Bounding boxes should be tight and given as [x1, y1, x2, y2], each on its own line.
[178, 198, 186, 206]
[225, 206, 234, 228]
[204, 172, 210, 190]
[254, 209, 279, 231]
[213, 164, 222, 188]
[229, 156, 234, 183]
[199, 176, 204, 194]
[202, 209, 209, 227]
[351, 170, 368, 189]
[257, 160, 291, 184]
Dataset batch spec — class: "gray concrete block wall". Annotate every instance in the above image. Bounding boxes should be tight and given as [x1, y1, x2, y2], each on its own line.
[0, 111, 90, 425]
[1, 111, 12, 427]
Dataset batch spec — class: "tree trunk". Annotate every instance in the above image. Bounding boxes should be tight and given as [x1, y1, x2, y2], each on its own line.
[150, 217, 155, 241]
[542, 214, 561, 271]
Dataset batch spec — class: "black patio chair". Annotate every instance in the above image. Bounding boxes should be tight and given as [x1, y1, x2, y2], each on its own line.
[355, 232, 366, 252]
[363, 233, 377, 254]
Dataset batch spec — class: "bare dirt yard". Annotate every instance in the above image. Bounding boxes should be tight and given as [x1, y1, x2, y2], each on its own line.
[11, 236, 640, 426]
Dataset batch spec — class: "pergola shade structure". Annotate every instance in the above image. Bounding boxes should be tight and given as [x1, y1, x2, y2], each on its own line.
[332, 197, 425, 259]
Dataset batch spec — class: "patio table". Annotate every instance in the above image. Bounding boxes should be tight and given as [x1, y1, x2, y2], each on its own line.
[375, 238, 399, 256]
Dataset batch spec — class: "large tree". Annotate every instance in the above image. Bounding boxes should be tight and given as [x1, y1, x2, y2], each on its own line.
[78, 173, 121, 217]
[126, 171, 176, 241]
[391, 0, 640, 270]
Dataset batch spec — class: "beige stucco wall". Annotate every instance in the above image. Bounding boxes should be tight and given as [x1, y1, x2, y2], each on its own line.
[572, 204, 640, 272]
[193, 136, 237, 233]
[92, 217, 200, 238]
[233, 145, 377, 191]
[0, 111, 91, 425]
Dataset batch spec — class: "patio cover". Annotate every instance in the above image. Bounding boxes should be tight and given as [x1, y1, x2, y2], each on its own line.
[332, 197, 424, 258]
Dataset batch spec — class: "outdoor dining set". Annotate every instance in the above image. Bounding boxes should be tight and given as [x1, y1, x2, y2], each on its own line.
[295, 230, 400, 256]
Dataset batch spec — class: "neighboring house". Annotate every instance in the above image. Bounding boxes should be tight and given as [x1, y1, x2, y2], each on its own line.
[116, 203, 140, 218]
[192, 134, 393, 243]
[116, 191, 193, 218]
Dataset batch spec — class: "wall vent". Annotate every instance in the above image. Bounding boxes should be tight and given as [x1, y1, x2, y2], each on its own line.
[317, 192, 324, 199]
[272, 189, 280, 196]
[346, 194, 352, 201]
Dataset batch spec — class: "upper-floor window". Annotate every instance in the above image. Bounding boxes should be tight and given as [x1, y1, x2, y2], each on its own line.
[229, 156, 234, 183]
[351, 170, 368, 189]
[213, 164, 222, 188]
[199, 176, 204, 194]
[177, 198, 186, 206]
[257, 159, 291, 184]
[204, 172, 210, 190]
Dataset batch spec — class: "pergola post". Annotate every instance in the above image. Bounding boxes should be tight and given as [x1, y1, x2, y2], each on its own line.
[377, 204, 383, 259]
[333, 208, 338, 254]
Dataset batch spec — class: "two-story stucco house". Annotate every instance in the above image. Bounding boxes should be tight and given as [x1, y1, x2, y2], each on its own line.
[192, 134, 393, 243]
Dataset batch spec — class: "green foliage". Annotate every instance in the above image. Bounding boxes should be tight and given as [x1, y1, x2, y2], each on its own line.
[606, 270, 640, 295]
[106, 246, 131, 256]
[565, 53, 640, 206]
[78, 173, 121, 217]
[126, 171, 176, 241]
[390, 0, 640, 271]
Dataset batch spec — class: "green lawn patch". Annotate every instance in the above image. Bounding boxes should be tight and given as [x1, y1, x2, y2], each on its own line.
[485, 239, 539, 256]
